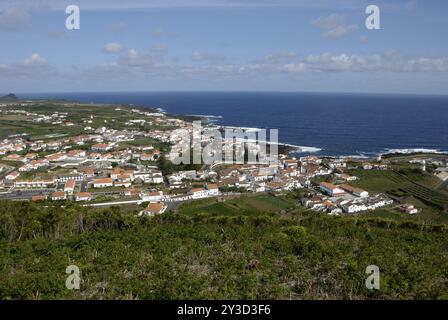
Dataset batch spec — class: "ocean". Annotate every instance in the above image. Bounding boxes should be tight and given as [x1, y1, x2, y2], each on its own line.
[22, 92, 448, 157]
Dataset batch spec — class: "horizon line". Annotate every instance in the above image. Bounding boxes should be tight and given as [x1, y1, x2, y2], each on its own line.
[9, 90, 448, 98]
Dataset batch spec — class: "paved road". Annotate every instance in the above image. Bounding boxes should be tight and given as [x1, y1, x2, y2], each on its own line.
[83, 199, 143, 207]
[0, 189, 55, 200]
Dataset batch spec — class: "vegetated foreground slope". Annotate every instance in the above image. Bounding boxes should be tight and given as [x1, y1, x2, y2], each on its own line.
[0, 200, 447, 300]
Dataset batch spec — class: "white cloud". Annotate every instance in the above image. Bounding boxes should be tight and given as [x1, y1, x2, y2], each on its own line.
[191, 51, 226, 62]
[108, 47, 170, 71]
[281, 63, 307, 73]
[102, 42, 124, 54]
[8, 50, 447, 87]
[126, 48, 139, 60]
[20, 53, 47, 67]
[0, 7, 29, 32]
[302, 52, 448, 73]
[322, 24, 357, 39]
[263, 52, 298, 63]
[313, 13, 346, 30]
[191, 51, 203, 61]
[312, 13, 357, 39]
[87, 48, 448, 84]
[0, 53, 54, 81]
[3, 48, 447, 93]
[405, 57, 448, 72]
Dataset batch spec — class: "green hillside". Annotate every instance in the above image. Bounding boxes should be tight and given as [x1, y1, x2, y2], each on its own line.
[1, 199, 447, 300]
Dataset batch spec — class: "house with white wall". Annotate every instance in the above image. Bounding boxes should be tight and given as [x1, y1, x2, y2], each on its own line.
[319, 182, 345, 197]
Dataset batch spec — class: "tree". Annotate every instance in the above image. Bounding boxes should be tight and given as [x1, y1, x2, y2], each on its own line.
[157, 154, 174, 176]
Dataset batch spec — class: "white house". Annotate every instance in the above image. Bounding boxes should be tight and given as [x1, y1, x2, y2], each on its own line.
[191, 188, 208, 199]
[319, 182, 345, 197]
[206, 183, 219, 196]
[134, 171, 152, 183]
[335, 173, 358, 182]
[340, 200, 368, 213]
[5, 171, 19, 180]
[74, 192, 92, 202]
[93, 178, 113, 188]
[399, 204, 419, 214]
[92, 143, 114, 152]
[140, 190, 163, 202]
[339, 184, 369, 198]
[152, 172, 164, 184]
[51, 191, 67, 201]
[252, 183, 266, 193]
[249, 172, 269, 182]
[15, 179, 54, 188]
[139, 202, 167, 216]
[315, 167, 333, 176]
[64, 179, 76, 194]
[56, 174, 84, 183]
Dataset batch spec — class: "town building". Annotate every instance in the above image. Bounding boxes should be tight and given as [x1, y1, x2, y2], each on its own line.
[32, 195, 48, 202]
[319, 182, 345, 197]
[64, 179, 76, 194]
[206, 183, 219, 196]
[74, 192, 92, 201]
[339, 184, 369, 198]
[92, 143, 114, 152]
[5, 171, 19, 180]
[140, 190, 163, 202]
[191, 188, 208, 199]
[93, 178, 113, 188]
[398, 204, 419, 214]
[139, 202, 167, 216]
[51, 191, 67, 201]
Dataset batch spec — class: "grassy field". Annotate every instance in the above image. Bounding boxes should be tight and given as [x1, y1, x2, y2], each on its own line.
[177, 194, 298, 216]
[0, 102, 143, 140]
[347, 168, 448, 223]
[0, 118, 84, 141]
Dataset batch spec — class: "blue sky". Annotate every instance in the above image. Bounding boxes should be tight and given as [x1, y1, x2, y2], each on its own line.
[0, 0, 447, 94]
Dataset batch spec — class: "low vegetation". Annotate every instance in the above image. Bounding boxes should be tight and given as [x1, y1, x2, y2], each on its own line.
[1, 196, 447, 300]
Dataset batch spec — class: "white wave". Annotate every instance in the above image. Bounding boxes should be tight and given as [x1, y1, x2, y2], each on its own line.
[188, 114, 223, 119]
[337, 154, 371, 159]
[383, 148, 448, 155]
[284, 144, 322, 153]
[336, 151, 377, 159]
[222, 126, 263, 132]
[229, 138, 321, 153]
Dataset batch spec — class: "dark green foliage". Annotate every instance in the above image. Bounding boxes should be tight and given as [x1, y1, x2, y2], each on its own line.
[0, 200, 447, 299]
[156, 154, 173, 176]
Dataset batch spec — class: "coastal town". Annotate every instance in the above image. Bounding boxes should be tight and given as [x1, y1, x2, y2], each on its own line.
[1, 97, 448, 218]
[2, 1, 448, 302]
